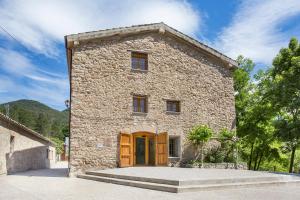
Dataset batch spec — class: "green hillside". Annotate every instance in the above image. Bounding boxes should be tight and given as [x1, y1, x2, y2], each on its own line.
[0, 99, 69, 140]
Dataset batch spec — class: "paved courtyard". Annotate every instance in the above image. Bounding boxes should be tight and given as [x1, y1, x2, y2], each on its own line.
[93, 166, 295, 180]
[1, 162, 300, 200]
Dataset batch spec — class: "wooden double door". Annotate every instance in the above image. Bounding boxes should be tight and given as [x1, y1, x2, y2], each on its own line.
[119, 132, 168, 167]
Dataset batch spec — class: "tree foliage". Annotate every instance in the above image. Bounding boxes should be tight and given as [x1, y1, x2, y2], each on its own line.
[188, 125, 213, 167]
[219, 128, 237, 163]
[231, 37, 300, 173]
[50, 137, 64, 155]
[268, 37, 300, 172]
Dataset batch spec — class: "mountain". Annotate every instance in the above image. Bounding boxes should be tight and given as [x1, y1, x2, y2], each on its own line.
[0, 99, 69, 140]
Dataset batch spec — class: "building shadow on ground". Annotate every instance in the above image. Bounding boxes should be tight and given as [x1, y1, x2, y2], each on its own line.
[9, 162, 69, 177]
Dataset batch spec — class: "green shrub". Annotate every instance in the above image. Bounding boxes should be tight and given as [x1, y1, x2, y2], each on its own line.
[188, 125, 213, 167]
[205, 146, 225, 163]
[50, 137, 64, 155]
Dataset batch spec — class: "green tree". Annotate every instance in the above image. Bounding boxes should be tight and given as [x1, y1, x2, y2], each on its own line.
[188, 125, 213, 168]
[233, 56, 278, 170]
[0, 106, 5, 114]
[274, 115, 300, 173]
[17, 107, 36, 129]
[35, 113, 50, 136]
[51, 120, 64, 140]
[61, 124, 70, 138]
[233, 55, 255, 129]
[268, 37, 300, 173]
[6, 105, 21, 123]
[50, 137, 64, 155]
[219, 128, 237, 163]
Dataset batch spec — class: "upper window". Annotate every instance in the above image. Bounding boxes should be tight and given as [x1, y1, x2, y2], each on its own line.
[133, 95, 147, 113]
[166, 101, 180, 112]
[131, 52, 148, 70]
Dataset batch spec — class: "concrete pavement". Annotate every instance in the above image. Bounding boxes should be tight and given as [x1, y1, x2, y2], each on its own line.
[0, 162, 300, 200]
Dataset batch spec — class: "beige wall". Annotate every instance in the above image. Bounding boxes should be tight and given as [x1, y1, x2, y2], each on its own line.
[70, 32, 235, 175]
[0, 129, 10, 174]
[0, 119, 55, 175]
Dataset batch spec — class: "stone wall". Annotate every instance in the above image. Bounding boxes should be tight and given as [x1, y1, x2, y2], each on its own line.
[70, 32, 236, 175]
[0, 118, 55, 174]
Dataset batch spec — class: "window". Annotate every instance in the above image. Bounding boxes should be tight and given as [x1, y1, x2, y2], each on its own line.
[169, 137, 179, 157]
[131, 52, 148, 70]
[166, 101, 180, 112]
[133, 95, 147, 113]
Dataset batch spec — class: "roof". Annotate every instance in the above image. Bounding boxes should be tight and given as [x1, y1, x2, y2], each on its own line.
[0, 113, 54, 146]
[65, 22, 238, 72]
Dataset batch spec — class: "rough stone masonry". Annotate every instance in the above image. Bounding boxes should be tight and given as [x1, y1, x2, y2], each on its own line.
[66, 23, 237, 176]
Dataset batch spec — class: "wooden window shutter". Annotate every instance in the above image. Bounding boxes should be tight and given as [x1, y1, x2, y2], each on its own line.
[155, 132, 168, 166]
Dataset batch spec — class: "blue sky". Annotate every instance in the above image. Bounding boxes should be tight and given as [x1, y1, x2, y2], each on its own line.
[0, 0, 300, 110]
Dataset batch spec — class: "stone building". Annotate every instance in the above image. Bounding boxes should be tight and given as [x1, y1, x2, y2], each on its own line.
[0, 113, 55, 175]
[65, 23, 237, 176]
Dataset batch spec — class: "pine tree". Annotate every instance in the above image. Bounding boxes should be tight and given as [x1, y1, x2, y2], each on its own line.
[35, 113, 50, 136]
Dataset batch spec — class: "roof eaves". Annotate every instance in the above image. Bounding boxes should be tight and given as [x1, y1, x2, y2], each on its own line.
[66, 22, 163, 43]
[65, 22, 238, 68]
[0, 113, 55, 146]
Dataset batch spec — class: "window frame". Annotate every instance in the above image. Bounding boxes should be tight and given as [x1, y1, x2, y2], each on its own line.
[131, 52, 148, 71]
[133, 95, 148, 113]
[166, 100, 180, 113]
[169, 136, 180, 158]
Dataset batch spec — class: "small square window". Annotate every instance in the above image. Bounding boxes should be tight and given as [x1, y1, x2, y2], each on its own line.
[131, 52, 148, 70]
[133, 95, 147, 113]
[166, 101, 180, 112]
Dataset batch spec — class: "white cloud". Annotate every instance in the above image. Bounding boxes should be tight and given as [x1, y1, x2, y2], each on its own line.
[0, 76, 68, 110]
[0, 49, 69, 110]
[0, 75, 14, 94]
[0, 48, 34, 75]
[22, 83, 69, 110]
[0, 48, 68, 85]
[0, 0, 201, 57]
[214, 0, 300, 64]
[0, 0, 201, 110]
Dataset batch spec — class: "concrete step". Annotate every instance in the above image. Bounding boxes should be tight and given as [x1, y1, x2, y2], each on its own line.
[85, 170, 290, 186]
[179, 176, 288, 186]
[178, 179, 300, 193]
[77, 174, 178, 193]
[86, 170, 179, 185]
[78, 173, 300, 193]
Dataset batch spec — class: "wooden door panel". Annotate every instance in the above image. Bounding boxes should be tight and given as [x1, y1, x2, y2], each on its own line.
[156, 132, 168, 166]
[157, 145, 164, 153]
[122, 146, 130, 155]
[120, 133, 133, 167]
